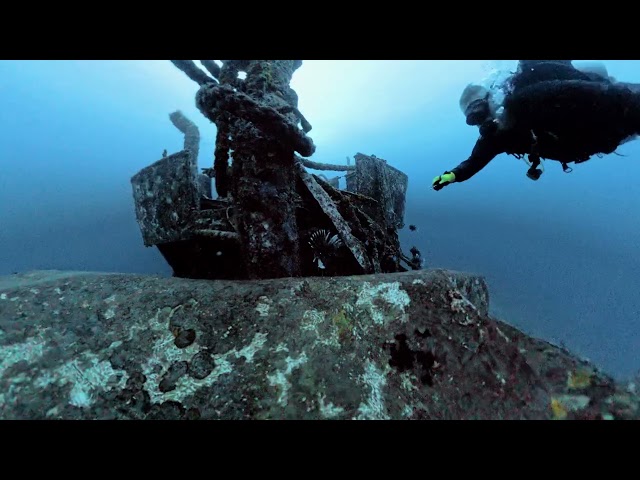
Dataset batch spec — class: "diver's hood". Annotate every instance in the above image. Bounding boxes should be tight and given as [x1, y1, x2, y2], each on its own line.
[459, 83, 489, 116]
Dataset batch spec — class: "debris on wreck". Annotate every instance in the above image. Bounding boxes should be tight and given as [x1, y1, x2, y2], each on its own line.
[131, 60, 418, 280]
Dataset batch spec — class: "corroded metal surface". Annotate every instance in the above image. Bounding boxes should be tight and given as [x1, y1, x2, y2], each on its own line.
[131, 151, 199, 246]
[1, 269, 634, 420]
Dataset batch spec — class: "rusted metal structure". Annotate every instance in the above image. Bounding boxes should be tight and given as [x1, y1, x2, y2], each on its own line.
[131, 60, 416, 280]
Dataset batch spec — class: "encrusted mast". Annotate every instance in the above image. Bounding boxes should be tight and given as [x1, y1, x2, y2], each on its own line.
[173, 60, 313, 279]
[131, 60, 415, 281]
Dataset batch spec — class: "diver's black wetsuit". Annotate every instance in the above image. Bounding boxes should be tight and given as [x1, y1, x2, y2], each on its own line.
[450, 60, 640, 183]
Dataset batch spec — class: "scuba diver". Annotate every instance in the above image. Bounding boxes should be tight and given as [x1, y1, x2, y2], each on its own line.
[432, 60, 640, 190]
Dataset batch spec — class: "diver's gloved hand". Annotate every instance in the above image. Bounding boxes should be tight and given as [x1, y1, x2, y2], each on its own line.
[432, 172, 456, 191]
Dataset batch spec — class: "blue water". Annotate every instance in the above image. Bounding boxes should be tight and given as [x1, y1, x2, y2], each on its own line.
[1, 60, 638, 380]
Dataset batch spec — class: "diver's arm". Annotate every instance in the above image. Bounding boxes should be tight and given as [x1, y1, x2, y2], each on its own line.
[450, 133, 505, 182]
[432, 133, 505, 190]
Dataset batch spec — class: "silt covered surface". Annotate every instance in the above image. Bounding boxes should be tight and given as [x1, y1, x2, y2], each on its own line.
[0, 269, 636, 420]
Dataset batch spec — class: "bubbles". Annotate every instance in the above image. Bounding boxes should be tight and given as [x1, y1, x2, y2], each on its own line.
[481, 60, 518, 73]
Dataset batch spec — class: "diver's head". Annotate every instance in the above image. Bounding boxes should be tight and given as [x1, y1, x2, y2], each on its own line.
[459, 83, 491, 126]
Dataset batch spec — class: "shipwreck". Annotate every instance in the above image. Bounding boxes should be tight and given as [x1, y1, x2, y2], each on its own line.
[131, 60, 420, 280]
[2, 60, 637, 421]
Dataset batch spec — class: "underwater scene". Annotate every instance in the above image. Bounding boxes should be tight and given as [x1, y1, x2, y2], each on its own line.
[1, 60, 639, 420]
